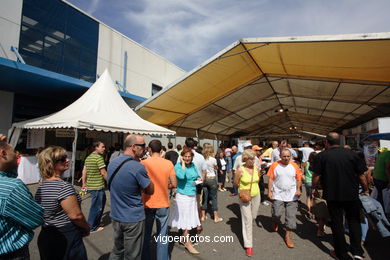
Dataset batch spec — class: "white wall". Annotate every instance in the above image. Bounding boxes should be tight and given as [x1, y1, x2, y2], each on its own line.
[0, 91, 14, 135]
[97, 24, 185, 99]
[0, 0, 22, 60]
[378, 117, 390, 149]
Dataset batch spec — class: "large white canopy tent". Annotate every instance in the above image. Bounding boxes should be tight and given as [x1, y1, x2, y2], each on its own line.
[9, 69, 175, 183]
[135, 33, 390, 141]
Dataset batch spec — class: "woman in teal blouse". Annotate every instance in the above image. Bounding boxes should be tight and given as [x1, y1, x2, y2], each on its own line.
[170, 147, 201, 255]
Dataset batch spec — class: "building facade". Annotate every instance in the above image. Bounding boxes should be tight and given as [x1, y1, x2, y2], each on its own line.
[0, 0, 185, 135]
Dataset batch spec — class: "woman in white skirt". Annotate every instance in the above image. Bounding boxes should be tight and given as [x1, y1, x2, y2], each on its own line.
[170, 146, 201, 254]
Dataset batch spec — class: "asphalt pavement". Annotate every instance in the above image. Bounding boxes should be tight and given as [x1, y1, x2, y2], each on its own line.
[27, 179, 388, 260]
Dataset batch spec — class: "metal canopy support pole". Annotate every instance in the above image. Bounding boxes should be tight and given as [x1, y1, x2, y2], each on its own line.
[71, 128, 78, 186]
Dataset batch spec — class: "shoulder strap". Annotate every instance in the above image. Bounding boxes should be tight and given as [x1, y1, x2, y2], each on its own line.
[108, 158, 133, 191]
[240, 166, 254, 192]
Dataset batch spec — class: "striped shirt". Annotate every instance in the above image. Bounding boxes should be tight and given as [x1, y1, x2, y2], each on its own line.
[85, 153, 106, 190]
[0, 171, 44, 255]
[35, 179, 81, 227]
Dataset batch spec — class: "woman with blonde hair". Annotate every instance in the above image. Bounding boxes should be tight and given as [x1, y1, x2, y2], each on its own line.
[35, 146, 89, 260]
[200, 143, 223, 223]
[234, 149, 260, 257]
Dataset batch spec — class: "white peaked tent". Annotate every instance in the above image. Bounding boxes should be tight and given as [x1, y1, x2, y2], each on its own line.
[9, 69, 175, 183]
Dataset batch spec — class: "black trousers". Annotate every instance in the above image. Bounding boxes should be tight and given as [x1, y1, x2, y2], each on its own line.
[373, 178, 389, 208]
[38, 224, 87, 260]
[327, 200, 363, 260]
[259, 175, 266, 202]
[0, 245, 29, 260]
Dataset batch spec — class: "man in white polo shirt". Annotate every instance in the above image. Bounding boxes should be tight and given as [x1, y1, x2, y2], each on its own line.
[267, 149, 302, 248]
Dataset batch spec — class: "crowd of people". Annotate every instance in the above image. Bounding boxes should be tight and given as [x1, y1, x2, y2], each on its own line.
[1, 132, 389, 260]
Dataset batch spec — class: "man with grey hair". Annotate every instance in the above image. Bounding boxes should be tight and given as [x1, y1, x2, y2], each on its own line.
[267, 149, 302, 248]
[312, 132, 368, 260]
[108, 134, 154, 260]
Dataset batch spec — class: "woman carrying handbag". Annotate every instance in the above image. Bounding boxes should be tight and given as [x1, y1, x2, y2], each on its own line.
[233, 149, 260, 257]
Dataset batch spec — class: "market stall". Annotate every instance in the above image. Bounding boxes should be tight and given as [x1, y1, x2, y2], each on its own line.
[9, 69, 175, 184]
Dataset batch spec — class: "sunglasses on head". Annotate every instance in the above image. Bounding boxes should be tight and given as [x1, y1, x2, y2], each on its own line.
[56, 155, 68, 163]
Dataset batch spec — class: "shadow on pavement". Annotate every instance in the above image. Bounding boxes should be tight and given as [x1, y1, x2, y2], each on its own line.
[362, 228, 390, 260]
[226, 203, 244, 248]
[101, 211, 112, 227]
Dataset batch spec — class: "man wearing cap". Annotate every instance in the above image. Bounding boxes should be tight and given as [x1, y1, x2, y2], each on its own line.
[252, 145, 269, 206]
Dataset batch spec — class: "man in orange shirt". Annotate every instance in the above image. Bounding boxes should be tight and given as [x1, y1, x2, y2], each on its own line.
[141, 140, 177, 260]
[268, 149, 302, 248]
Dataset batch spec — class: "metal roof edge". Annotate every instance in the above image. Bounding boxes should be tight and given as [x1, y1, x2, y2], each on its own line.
[134, 40, 243, 111]
[241, 32, 390, 44]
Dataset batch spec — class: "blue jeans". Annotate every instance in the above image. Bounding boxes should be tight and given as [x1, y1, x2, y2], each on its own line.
[88, 189, 106, 231]
[142, 207, 170, 260]
[231, 171, 238, 195]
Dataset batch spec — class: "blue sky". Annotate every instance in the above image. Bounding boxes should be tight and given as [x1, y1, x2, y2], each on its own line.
[67, 0, 390, 71]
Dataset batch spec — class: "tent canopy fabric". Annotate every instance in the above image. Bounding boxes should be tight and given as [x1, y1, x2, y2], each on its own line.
[11, 69, 175, 136]
[135, 32, 390, 140]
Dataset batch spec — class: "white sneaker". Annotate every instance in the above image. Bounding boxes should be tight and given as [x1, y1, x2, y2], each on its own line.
[261, 201, 270, 206]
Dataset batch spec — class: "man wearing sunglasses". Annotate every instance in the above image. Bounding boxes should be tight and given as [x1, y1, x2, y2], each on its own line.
[108, 134, 154, 260]
[82, 141, 107, 233]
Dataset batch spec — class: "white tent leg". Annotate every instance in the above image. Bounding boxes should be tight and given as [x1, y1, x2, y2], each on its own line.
[71, 128, 78, 185]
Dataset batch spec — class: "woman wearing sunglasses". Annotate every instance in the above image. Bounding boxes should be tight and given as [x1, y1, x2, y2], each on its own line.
[35, 146, 89, 260]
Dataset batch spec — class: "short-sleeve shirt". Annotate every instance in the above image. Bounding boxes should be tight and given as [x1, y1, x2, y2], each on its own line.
[311, 147, 367, 201]
[298, 147, 315, 162]
[267, 161, 302, 202]
[85, 153, 106, 190]
[141, 157, 175, 208]
[202, 157, 217, 177]
[373, 151, 390, 182]
[192, 150, 206, 177]
[262, 147, 273, 158]
[108, 155, 150, 223]
[35, 179, 80, 227]
[304, 162, 313, 184]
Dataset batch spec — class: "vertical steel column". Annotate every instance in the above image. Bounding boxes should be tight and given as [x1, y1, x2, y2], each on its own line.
[71, 128, 78, 185]
[123, 51, 128, 91]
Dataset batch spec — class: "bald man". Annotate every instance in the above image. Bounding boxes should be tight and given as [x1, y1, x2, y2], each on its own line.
[107, 134, 154, 260]
[311, 132, 369, 260]
[267, 149, 302, 248]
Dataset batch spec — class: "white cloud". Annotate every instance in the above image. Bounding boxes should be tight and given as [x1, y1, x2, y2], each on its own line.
[86, 0, 101, 15]
[69, 0, 390, 70]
